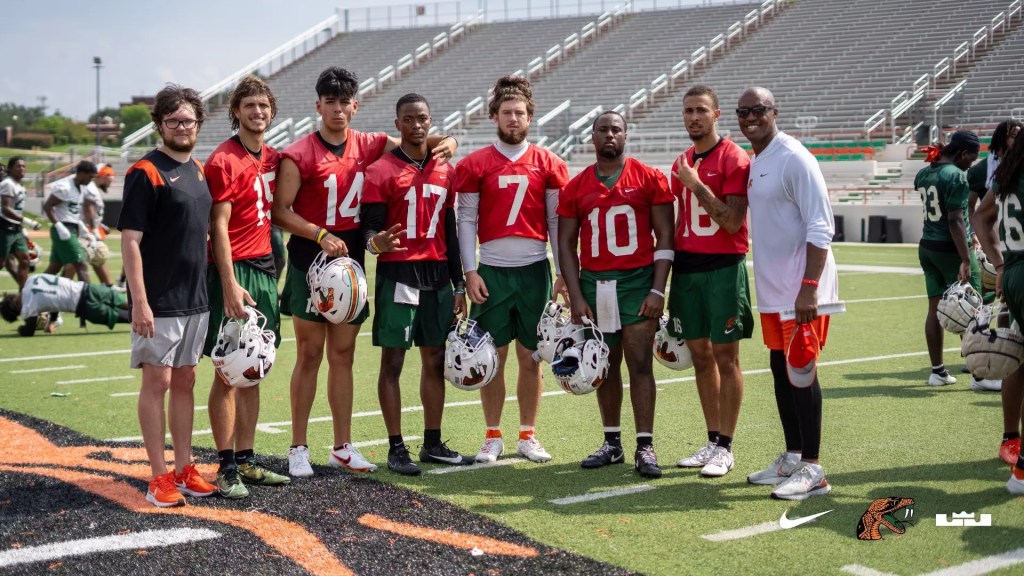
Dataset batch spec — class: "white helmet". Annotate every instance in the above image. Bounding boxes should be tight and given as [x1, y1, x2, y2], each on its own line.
[306, 251, 368, 324]
[211, 307, 277, 388]
[653, 315, 693, 371]
[936, 282, 982, 334]
[551, 318, 610, 395]
[444, 318, 499, 391]
[977, 249, 998, 292]
[26, 240, 40, 269]
[962, 305, 1024, 380]
[535, 300, 573, 363]
[78, 236, 109, 267]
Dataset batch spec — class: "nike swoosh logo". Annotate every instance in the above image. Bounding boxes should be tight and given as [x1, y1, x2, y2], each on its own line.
[170, 176, 181, 183]
[779, 509, 833, 529]
[724, 328, 736, 334]
[427, 453, 466, 464]
[760, 173, 768, 177]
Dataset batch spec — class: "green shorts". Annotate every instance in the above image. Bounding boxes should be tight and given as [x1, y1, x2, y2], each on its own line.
[77, 284, 127, 329]
[1, 230, 27, 257]
[49, 224, 84, 265]
[372, 276, 454, 349]
[668, 260, 753, 343]
[204, 262, 282, 356]
[470, 260, 552, 350]
[282, 261, 368, 324]
[1003, 261, 1024, 327]
[580, 266, 654, 347]
[918, 244, 980, 298]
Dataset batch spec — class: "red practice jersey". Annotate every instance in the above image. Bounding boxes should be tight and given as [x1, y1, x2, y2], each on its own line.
[454, 144, 568, 243]
[282, 130, 389, 231]
[670, 138, 750, 254]
[558, 158, 673, 272]
[205, 138, 279, 261]
[362, 155, 454, 263]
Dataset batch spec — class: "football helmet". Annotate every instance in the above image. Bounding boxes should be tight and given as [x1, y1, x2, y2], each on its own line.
[653, 315, 693, 371]
[78, 236, 109, 267]
[26, 240, 40, 269]
[978, 249, 998, 292]
[551, 318, 610, 395]
[535, 300, 573, 363]
[962, 305, 1024, 380]
[306, 251, 368, 324]
[210, 307, 276, 388]
[444, 318, 498, 391]
[936, 282, 982, 334]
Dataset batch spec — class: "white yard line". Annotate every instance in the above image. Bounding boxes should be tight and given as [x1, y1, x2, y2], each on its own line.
[429, 458, 527, 475]
[109, 392, 139, 397]
[549, 485, 656, 505]
[10, 365, 86, 374]
[56, 375, 134, 385]
[841, 547, 1024, 576]
[0, 528, 221, 568]
[701, 521, 783, 542]
[840, 566, 899, 576]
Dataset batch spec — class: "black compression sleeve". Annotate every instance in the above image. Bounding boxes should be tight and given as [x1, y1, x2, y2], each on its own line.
[361, 203, 387, 245]
[444, 207, 464, 287]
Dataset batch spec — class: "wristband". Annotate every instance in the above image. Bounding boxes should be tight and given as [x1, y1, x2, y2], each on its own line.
[653, 249, 674, 262]
[368, 237, 382, 255]
[801, 278, 819, 287]
[649, 288, 665, 298]
[315, 227, 328, 244]
[454, 288, 466, 295]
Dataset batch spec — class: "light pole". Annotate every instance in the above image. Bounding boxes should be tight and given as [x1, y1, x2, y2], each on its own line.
[93, 56, 102, 151]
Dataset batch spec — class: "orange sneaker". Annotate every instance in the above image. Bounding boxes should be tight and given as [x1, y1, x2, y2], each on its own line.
[146, 472, 185, 508]
[1000, 438, 1021, 465]
[174, 464, 216, 497]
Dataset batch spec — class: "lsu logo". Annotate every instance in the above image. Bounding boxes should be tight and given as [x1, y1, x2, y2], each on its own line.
[857, 497, 916, 540]
[317, 287, 335, 314]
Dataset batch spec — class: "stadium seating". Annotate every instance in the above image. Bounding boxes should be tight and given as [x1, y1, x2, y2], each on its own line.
[961, 23, 1024, 125]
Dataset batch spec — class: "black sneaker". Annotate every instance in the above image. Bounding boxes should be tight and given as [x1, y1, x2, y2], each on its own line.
[581, 442, 624, 468]
[419, 441, 473, 465]
[387, 445, 421, 476]
[635, 445, 662, 479]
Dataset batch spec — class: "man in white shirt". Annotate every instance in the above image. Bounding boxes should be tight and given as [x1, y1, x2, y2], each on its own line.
[737, 86, 839, 501]
[0, 157, 40, 289]
[83, 164, 115, 285]
[43, 161, 97, 282]
[1, 273, 128, 336]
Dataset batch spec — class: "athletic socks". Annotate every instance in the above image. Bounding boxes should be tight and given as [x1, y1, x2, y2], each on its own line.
[1004, 432, 1021, 442]
[932, 364, 949, 376]
[217, 449, 235, 471]
[388, 435, 405, 453]
[234, 449, 254, 465]
[717, 434, 733, 452]
[485, 427, 502, 439]
[604, 427, 622, 447]
[519, 426, 535, 441]
[423, 428, 442, 448]
[708, 430, 720, 444]
[636, 433, 653, 450]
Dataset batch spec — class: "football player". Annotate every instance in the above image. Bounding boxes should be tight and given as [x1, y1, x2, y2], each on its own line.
[1, 273, 128, 336]
[203, 76, 291, 499]
[0, 157, 39, 290]
[82, 164, 115, 286]
[668, 85, 753, 478]
[455, 76, 568, 464]
[557, 111, 675, 479]
[270, 67, 456, 477]
[915, 131, 987, 388]
[43, 161, 96, 283]
[974, 127, 1024, 494]
[361, 93, 470, 475]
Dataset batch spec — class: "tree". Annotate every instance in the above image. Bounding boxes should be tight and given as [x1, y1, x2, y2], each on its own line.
[120, 104, 152, 140]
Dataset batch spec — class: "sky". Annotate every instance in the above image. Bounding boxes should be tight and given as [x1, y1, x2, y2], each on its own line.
[3, 0, 717, 121]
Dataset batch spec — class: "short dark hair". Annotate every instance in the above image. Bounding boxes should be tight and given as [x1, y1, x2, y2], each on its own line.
[151, 84, 205, 127]
[0, 293, 18, 323]
[592, 110, 627, 132]
[684, 84, 719, 109]
[991, 119, 1024, 157]
[396, 93, 430, 117]
[229, 75, 278, 132]
[75, 160, 97, 175]
[316, 67, 359, 101]
[7, 156, 24, 171]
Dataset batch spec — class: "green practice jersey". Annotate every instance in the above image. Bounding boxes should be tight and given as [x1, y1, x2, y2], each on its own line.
[916, 163, 969, 244]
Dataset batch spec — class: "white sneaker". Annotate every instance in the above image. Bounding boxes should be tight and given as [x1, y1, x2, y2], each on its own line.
[970, 377, 1002, 392]
[700, 446, 734, 477]
[475, 437, 505, 463]
[329, 443, 377, 472]
[1008, 467, 1024, 495]
[747, 451, 801, 485]
[516, 436, 552, 463]
[770, 462, 831, 500]
[677, 441, 716, 468]
[288, 446, 314, 477]
[928, 372, 956, 386]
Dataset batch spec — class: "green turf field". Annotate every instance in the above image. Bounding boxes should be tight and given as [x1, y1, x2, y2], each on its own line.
[2, 238, 1022, 576]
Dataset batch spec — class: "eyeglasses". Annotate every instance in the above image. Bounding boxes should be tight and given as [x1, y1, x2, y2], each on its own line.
[162, 118, 198, 130]
[735, 105, 775, 118]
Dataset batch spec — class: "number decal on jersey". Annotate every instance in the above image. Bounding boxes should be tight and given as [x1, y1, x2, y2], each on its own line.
[499, 174, 529, 227]
[1000, 195, 1024, 251]
[587, 205, 638, 257]
[683, 190, 719, 237]
[919, 185, 941, 222]
[324, 172, 364, 226]
[34, 276, 59, 287]
[253, 172, 276, 226]
[403, 184, 448, 239]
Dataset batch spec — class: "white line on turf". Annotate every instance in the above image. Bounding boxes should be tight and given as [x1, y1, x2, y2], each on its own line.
[701, 521, 782, 542]
[0, 528, 221, 568]
[10, 365, 86, 374]
[429, 458, 528, 474]
[841, 546, 1024, 576]
[109, 392, 139, 397]
[549, 485, 656, 505]
[56, 375, 134, 385]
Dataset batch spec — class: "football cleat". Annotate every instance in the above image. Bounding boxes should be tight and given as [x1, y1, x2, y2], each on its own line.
[444, 318, 499, 391]
[962, 305, 1024, 380]
[770, 462, 831, 500]
[210, 307, 276, 388]
[653, 315, 693, 370]
[535, 300, 573, 363]
[551, 318, 609, 395]
[306, 250, 368, 324]
[936, 282, 982, 335]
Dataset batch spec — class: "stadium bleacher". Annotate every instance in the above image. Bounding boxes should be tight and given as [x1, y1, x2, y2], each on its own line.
[961, 23, 1024, 125]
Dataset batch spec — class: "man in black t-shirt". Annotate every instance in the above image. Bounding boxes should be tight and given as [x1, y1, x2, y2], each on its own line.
[118, 84, 217, 508]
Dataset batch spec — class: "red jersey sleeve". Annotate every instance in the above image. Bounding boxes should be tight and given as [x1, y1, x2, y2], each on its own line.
[546, 156, 569, 191]
[721, 142, 751, 196]
[361, 159, 389, 205]
[647, 165, 674, 205]
[557, 175, 580, 219]
[363, 132, 390, 164]
[453, 156, 482, 193]
[669, 154, 685, 200]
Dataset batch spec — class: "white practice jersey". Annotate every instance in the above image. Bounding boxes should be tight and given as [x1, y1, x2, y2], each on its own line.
[20, 274, 84, 319]
[0, 177, 27, 225]
[47, 175, 85, 225]
[84, 182, 106, 223]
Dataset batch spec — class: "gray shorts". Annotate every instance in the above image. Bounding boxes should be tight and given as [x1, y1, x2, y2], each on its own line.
[130, 312, 210, 369]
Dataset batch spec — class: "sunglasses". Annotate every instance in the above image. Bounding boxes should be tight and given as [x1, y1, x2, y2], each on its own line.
[735, 105, 775, 118]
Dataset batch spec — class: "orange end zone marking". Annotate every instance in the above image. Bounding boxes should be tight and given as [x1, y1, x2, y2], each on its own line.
[357, 513, 539, 558]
